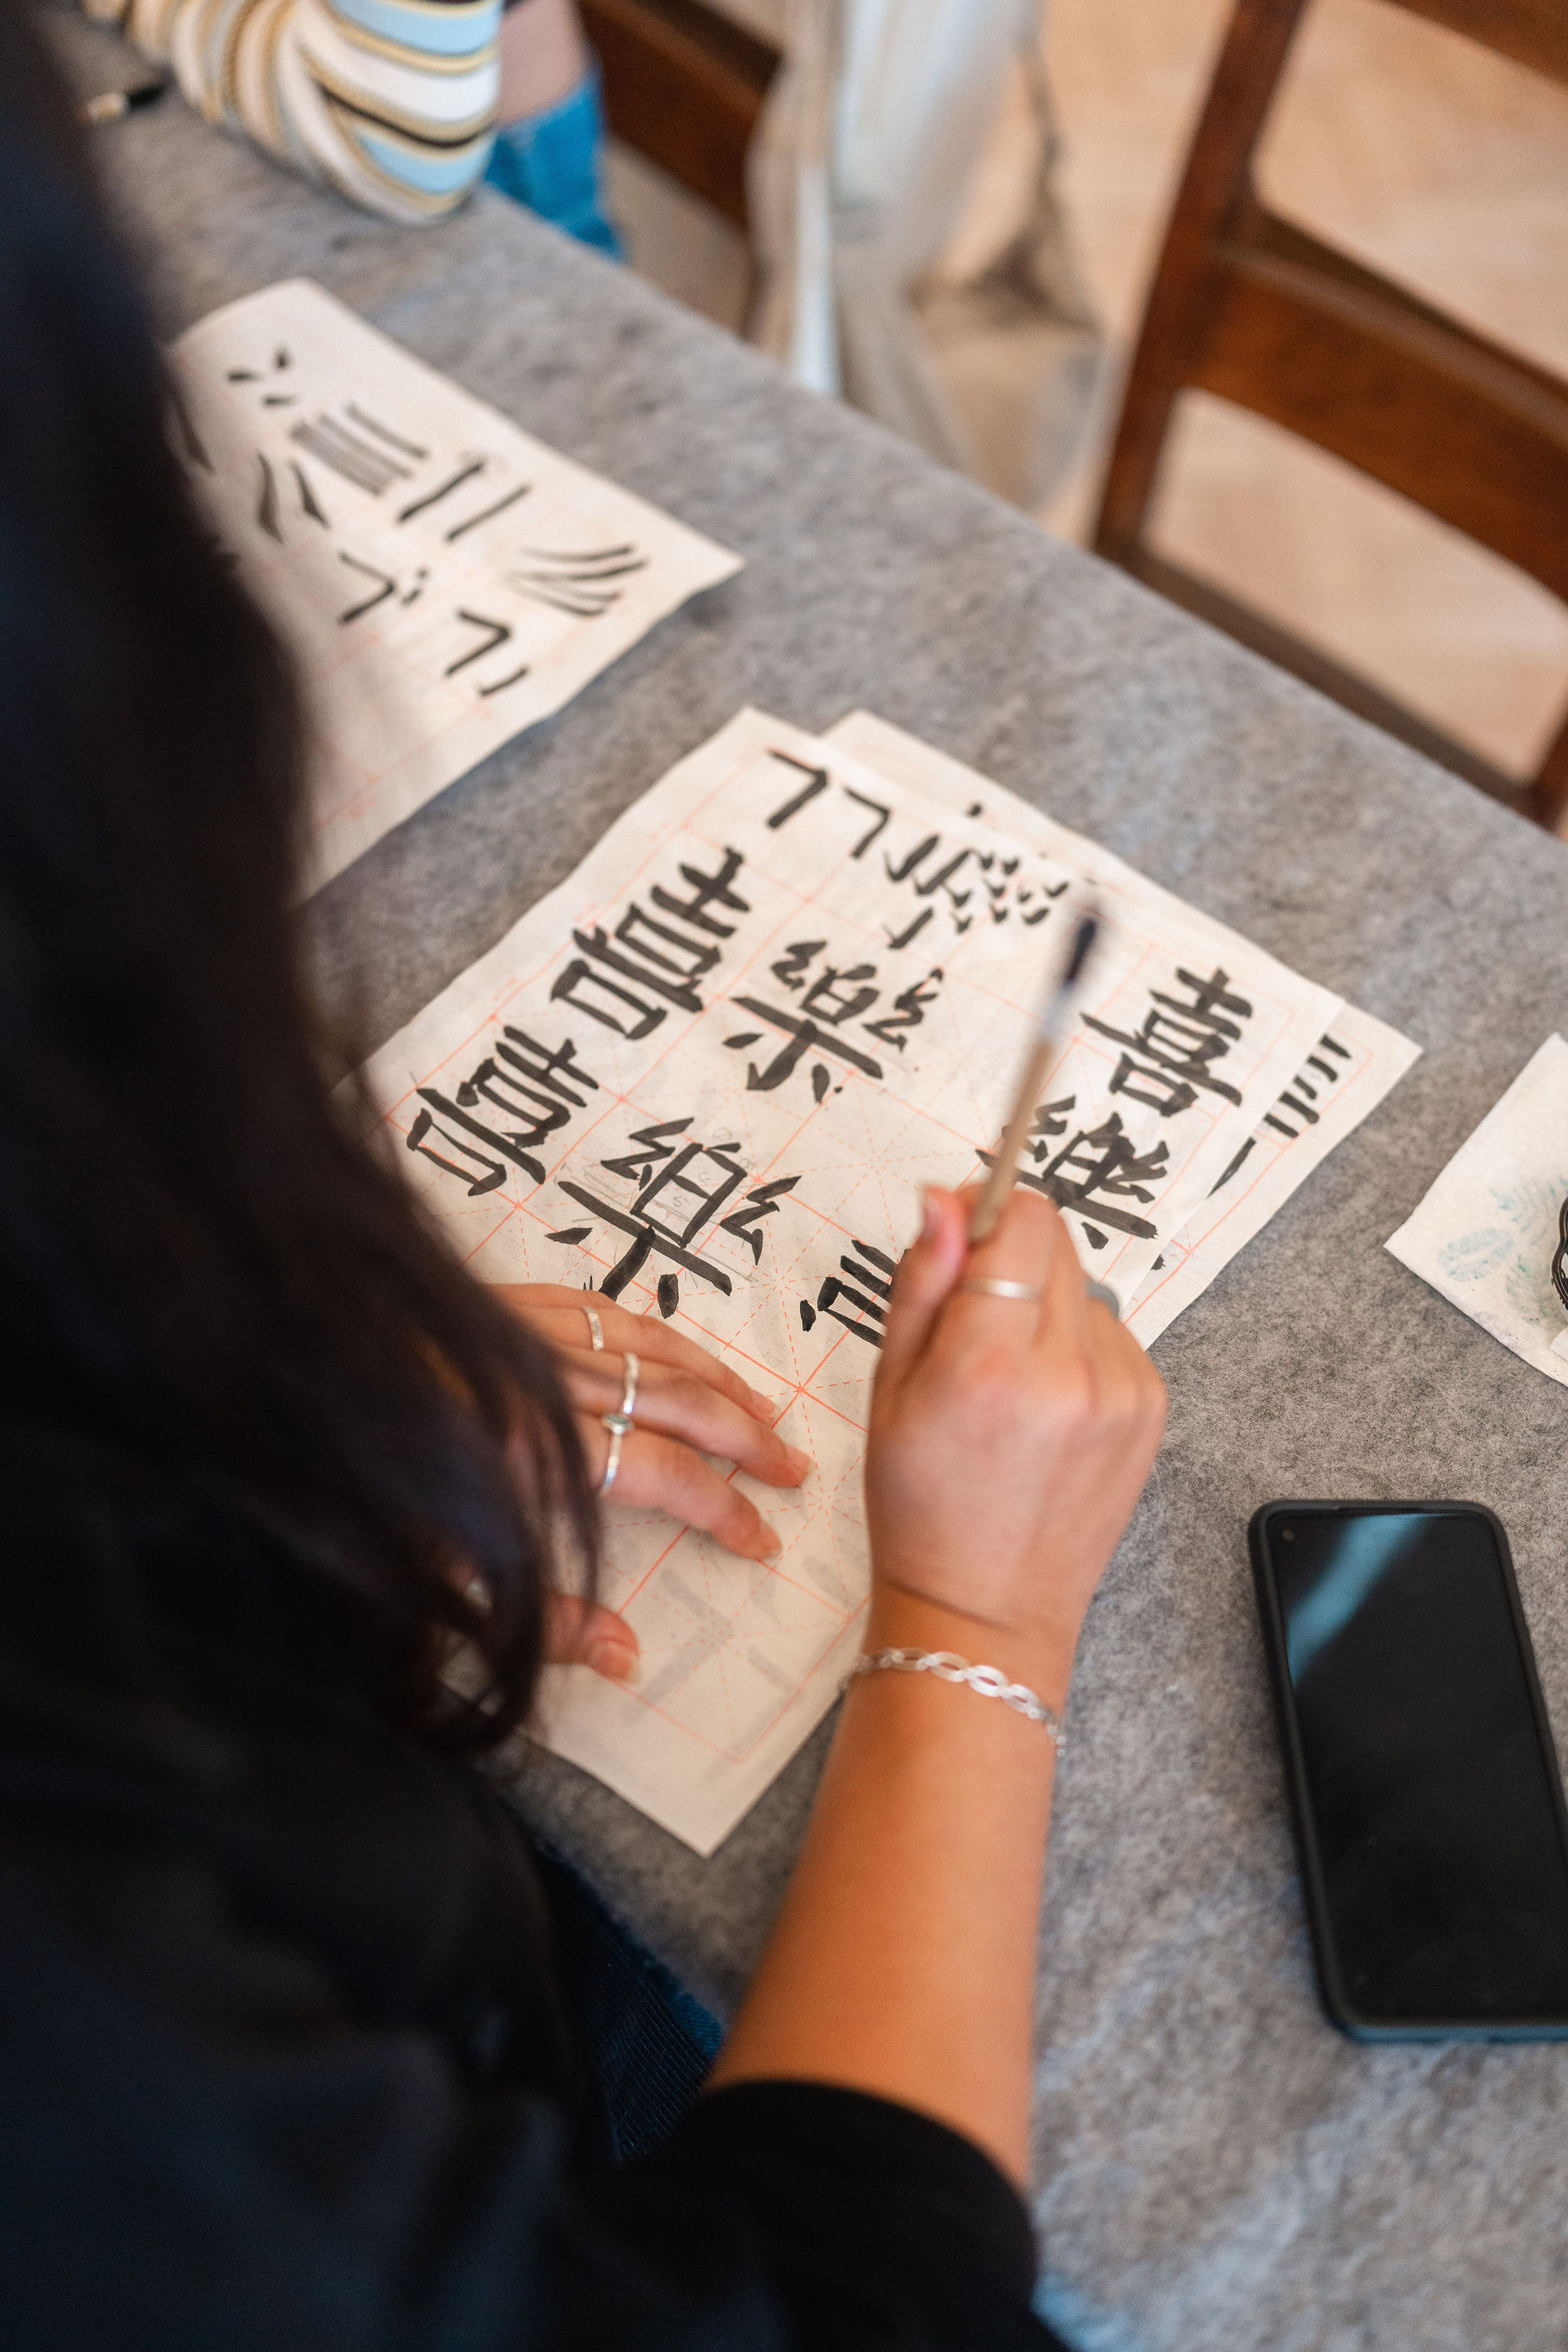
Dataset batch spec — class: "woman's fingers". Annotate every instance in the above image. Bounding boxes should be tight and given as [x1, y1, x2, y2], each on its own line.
[1024, 1191, 1091, 1367]
[559, 1348, 809, 1489]
[543, 1592, 640, 1684]
[492, 1283, 776, 1425]
[1086, 1305, 1168, 1442]
[494, 1283, 807, 1561]
[877, 1188, 969, 1387]
[578, 1416, 785, 1565]
[936, 1184, 1075, 1360]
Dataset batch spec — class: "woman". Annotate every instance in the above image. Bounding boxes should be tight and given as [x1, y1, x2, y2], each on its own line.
[0, 18, 1166, 2347]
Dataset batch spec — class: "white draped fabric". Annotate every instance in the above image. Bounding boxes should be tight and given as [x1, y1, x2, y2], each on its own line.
[735, 0, 1102, 508]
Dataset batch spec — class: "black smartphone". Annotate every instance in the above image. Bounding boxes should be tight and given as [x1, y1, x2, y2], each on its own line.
[1250, 1501, 1568, 2040]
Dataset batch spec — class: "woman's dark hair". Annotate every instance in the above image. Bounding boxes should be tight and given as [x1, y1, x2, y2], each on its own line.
[0, 11, 596, 1749]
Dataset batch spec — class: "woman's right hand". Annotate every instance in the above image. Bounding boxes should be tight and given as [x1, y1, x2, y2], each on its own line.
[864, 1184, 1167, 1687]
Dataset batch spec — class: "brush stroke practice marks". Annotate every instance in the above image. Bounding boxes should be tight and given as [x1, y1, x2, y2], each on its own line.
[171, 279, 740, 890]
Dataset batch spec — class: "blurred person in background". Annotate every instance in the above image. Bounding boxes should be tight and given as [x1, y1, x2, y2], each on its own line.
[748, 0, 1102, 508]
[76, 0, 620, 245]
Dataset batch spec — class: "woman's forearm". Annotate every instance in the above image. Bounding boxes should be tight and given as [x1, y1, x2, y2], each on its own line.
[707, 1583, 1073, 2187]
[708, 1187, 1165, 2189]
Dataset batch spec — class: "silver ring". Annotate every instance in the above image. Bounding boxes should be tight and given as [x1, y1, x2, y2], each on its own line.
[583, 1305, 605, 1352]
[958, 1277, 1042, 1302]
[598, 1353, 639, 1496]
[600, 1351, 639, 1437]
[1086, 1280, 1120, 1318]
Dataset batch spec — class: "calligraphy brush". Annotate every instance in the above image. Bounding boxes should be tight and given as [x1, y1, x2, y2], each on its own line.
[969, 907, 1102, 1248]
[80, 80, 168, 126]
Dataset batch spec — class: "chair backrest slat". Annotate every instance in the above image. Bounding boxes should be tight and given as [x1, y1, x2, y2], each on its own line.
[1396, 0, 1568, 90]
[1093, 0, 1568, 828]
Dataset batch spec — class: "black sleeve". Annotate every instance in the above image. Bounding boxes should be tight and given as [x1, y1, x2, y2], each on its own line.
[634, 2081, 1054, 2347]
[0, 1826, 1063, 2352]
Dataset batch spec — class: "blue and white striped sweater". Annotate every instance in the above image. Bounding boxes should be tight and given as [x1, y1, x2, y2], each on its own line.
[83, 0, 502, 223]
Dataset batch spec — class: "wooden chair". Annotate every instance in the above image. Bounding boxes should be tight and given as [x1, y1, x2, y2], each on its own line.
[580, 0, 781, 230]
[1093, 0, 1568, 829]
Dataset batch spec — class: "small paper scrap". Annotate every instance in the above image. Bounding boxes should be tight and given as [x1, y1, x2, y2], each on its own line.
[1385, 1034, 1568, 1389]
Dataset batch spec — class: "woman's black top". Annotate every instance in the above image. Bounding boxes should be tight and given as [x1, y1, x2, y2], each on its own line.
[0, 1422, 1061, 2350]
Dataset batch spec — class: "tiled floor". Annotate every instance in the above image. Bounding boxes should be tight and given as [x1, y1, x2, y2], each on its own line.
[605, 0, 1568, 823]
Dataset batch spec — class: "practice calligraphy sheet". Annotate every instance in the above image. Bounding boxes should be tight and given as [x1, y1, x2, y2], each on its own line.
[827, 713, 1420, 1345]
[168, 280, 742, 893]
[361, 707, 1374, 1853]
[1386, 1035, 1568, 1387]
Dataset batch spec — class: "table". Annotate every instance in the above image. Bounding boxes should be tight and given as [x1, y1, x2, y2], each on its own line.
[61, 20, 1568, 2346]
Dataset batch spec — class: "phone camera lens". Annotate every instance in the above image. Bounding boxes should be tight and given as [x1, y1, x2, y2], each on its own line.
[1281, 1528, 1295, 1543]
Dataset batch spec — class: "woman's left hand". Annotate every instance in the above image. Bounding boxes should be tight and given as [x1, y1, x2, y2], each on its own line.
[493, 1285, 812, 1681]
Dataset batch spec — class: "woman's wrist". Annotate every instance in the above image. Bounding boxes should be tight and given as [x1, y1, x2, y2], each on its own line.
[862, 1579, 1080, 1713]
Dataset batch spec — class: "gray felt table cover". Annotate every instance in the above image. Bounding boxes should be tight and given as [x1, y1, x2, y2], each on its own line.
[58, 18, 1568, 2348]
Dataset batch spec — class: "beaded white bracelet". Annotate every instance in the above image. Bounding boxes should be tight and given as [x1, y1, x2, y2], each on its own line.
[844, 1648, 1066, 1752]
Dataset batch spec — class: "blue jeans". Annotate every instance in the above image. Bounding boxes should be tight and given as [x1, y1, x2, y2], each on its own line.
[484, 70, 622, 258]
[532, 1843, 723, 2165]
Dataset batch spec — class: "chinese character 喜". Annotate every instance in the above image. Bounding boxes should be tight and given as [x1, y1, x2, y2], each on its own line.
[550, 848, 750, 1043]
[406, 1028, 602, 1195]
[1083, 965, 1253, 1118]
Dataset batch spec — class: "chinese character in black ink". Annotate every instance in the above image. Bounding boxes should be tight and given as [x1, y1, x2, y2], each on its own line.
[651, 847, 750, 941]
[761, 750, 891, 858]
[1034, 1114, 1169, 1246]
[876, 821, 1068, 946]
[397, 456, 532, 543]
[863, 969, 944, 1051]
[842, 787, 893, 858]
[885, 835, 975, 928]
[406, 1029, 601, 1195]
[982, 1099, 1169, 1247]
[1204, 1031, 1351, 1200]
[551, 850, 750, 1042]
[870, 813, 1067, 940]
[555, 1117, 799, 1308]
[728, 959, 884, 1099]
[1263, 1031, 1350, 1138]
[507, 544, 649, 619]
[226, 345, 298, 409]
[289, 411, 420, 497]
[1083, 965, 1253, 1116]
[726, 942, 944, 1101]
[765, 750, 830, 828]
[798, 1240, 896, 1347]
[336, 552, 430, 625]
[254, 451, 332, 544]
[1014, 877, 1070, 928]
[443, 608, 528, 696]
